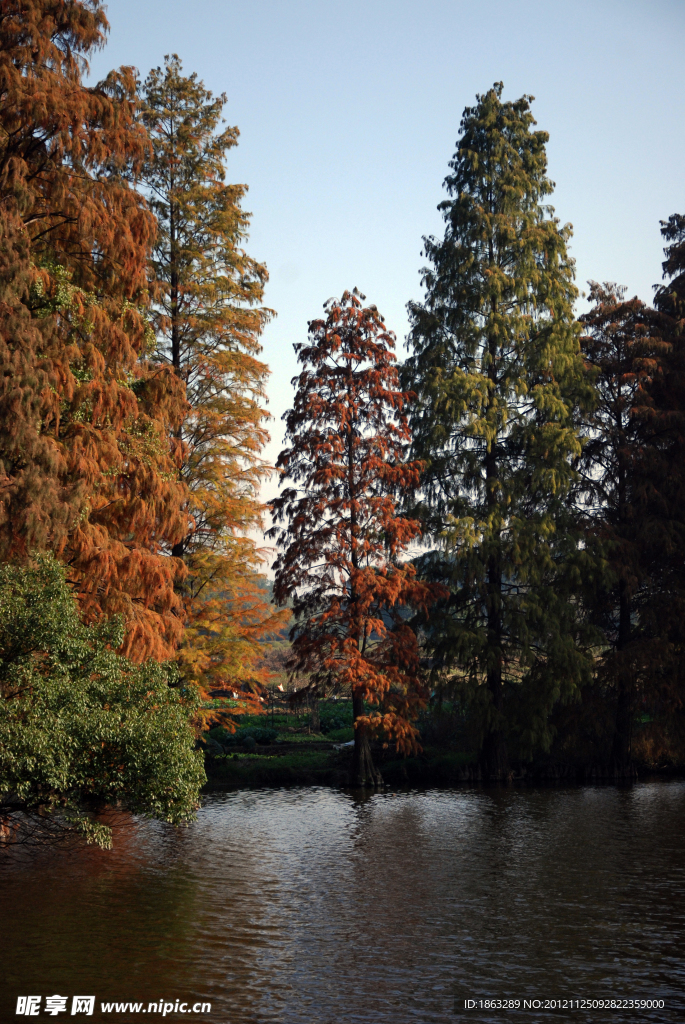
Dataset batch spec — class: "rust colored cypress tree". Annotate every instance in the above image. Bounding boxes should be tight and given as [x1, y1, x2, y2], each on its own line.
[577, 283, 668, 772]
[269, 290, 443, 786]
[138, 56, 286, 701]
[0, 0, 189, 659]
[631, 215, 685, 759]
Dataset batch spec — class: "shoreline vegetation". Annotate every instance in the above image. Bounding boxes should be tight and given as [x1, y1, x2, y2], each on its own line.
[203, 747, 685, 790]
[201, 701, 685, 790]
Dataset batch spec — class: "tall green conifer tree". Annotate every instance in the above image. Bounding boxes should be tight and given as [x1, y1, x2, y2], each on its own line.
[405, 84, 594, 778]
[138, 56, 286, 702]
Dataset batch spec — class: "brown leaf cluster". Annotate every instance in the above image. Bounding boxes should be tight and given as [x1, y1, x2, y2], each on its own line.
[0, 1, 190, 658]
[270, 290, 445, 754]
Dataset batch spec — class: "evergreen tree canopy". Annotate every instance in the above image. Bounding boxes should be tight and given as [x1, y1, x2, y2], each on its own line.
[404, 84, 594, 777]
[139, 56, 286, 705]
[655, 214, 685, 318]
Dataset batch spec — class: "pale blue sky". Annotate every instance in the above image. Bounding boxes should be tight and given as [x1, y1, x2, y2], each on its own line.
[91, 0, 684, 495]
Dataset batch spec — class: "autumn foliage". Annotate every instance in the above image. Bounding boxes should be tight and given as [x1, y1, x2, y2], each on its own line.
[576, 284, 670, 769]
[269, 291, 443, 784]
[0, 0, 189, 659]
[138, 56, 287, 705]
[630, 216, 685, 760]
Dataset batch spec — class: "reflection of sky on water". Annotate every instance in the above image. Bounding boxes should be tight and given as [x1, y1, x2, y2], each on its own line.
[1, 784, 684, 1023]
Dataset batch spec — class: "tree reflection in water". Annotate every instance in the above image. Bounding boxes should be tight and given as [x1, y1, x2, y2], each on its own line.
[1, 785, 684, 1023]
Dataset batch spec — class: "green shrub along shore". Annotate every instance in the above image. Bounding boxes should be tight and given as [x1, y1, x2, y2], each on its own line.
[201, 701, 683, 789]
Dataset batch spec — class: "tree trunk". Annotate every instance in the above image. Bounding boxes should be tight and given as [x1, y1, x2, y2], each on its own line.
[310, 696, 320, 734]
[351, 694, 382, 787]
[169, 190, 189, 567]
[481, 704, 508, 780]
[482, 575, 508, 781]
[612, 577, 632, 775]
[612, 682, 632, 775]
[346, 376, 381, 786]
[481, 432, 509, 781]
[612, 442, 633, 778]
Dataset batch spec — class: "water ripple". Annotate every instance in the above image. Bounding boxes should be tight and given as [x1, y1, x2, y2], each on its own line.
[1, 783, 684, 1023]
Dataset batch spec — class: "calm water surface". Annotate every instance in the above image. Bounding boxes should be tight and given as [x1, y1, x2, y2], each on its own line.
[1, 783, 684, 1024]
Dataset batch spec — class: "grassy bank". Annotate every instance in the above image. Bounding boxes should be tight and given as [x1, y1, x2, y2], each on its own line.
[202, 734, 477, 789]
[205, 749, 343, 787]
[200, 702, 684, 790]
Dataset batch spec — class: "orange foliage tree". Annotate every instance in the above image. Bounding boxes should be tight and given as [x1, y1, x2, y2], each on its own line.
[0, 0, 189, 659]
[138, 55, 287, 711]
[269, 290, 443, 785]
[577, 283, 669, 771]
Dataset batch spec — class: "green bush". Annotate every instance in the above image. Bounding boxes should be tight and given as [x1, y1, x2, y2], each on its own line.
[327, 727, 354, 742]
[207, 726, 233, 744]
[208, 725, 279, 746]
[0, 557, 205, 848]
[318, 701, 353, 734]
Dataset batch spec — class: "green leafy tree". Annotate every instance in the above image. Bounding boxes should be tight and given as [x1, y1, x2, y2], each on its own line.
[0, 558, 204, 849]
[404, 84, 594, 778]
[138, 56, 286, 704]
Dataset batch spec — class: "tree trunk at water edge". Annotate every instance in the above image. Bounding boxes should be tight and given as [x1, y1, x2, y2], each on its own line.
[611, 579, 633, 776]
[352, 695, 382, 787]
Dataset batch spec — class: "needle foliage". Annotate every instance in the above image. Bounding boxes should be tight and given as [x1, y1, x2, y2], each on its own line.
[138, 56, 286, 706]
[404, 84, 595, 776]
[270, 291, 443, 785]
[0, 0, 190, 660]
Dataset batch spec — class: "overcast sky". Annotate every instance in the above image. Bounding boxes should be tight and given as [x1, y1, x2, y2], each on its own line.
[90, 0, 685, 511]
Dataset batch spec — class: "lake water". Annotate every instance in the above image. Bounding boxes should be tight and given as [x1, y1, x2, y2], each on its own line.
[1, 783, 684, 1023]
